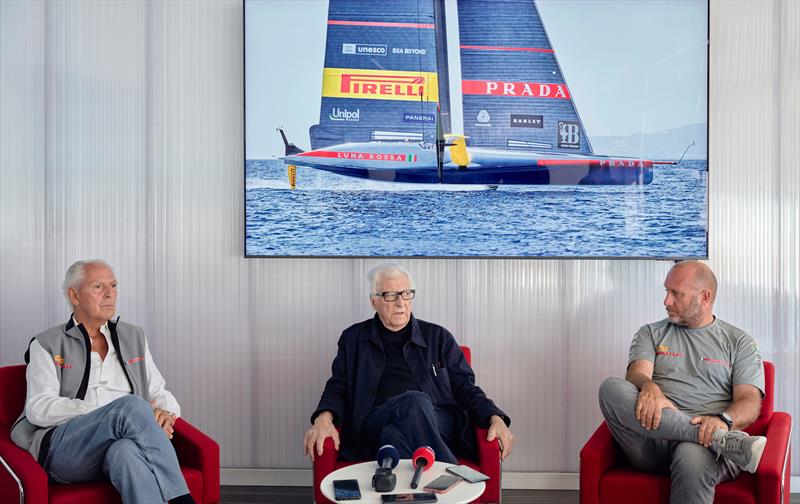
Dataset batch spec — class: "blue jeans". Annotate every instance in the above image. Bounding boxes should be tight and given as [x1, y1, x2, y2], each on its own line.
[598, 377, 739, 504]
[43, 395, 189, 504]
[363, 390, 459, 464]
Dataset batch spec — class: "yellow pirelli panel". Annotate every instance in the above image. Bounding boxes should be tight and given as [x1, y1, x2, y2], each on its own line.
[321, 68, 439, 102]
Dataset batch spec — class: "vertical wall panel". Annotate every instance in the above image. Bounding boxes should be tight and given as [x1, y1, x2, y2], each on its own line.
[711, 0, 800, 468]
[0, 0, 46, 365]
[0, 0, 796, 477]
[146, 0, 253, 467]
[43, 0, 149, 322]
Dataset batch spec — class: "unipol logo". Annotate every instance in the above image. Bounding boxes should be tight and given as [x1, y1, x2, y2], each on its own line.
[329, 107, 360, 122]
[462, 80, 570, 99]
[558, 121, 580, 149]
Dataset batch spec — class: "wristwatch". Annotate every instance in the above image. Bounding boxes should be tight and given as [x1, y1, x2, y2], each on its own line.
[717, 412, 733, 430]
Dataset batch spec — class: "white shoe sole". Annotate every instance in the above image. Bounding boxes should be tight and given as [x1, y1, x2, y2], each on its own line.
[741, 436, 767, 473]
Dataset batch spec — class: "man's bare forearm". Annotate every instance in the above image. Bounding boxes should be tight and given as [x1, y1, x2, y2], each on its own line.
[725, 397, 761, 430]
[626, 370, 656, 391]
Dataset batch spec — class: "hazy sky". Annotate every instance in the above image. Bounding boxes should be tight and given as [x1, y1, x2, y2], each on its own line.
[245, 0, 707, 159]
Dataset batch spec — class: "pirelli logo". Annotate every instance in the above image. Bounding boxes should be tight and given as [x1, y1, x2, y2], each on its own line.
[322, 68, 439, 102]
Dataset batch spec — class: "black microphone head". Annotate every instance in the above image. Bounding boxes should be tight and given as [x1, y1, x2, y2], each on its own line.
[376, 444, 400, 469]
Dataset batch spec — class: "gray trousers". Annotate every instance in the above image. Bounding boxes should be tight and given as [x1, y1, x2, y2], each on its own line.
[598, 377, 739, 504]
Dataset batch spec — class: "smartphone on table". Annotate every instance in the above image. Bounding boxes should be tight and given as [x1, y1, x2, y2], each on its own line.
[445, 464, 490, 483]
[332, 479, 361, 500]
[422, 473, 462, 493]
[381, 493, 438, 502]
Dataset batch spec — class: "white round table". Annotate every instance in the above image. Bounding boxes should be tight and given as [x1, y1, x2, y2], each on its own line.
[320, 460, 486, 504]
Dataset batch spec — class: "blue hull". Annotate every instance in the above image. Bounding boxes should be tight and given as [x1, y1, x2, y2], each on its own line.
[291, 162, 653, 185]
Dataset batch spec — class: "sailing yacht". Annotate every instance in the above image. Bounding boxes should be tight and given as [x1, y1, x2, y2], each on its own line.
[280, 0, 663, 186]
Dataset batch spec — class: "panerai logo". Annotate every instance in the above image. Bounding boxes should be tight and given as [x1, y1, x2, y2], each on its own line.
[329, 107, 360, 122]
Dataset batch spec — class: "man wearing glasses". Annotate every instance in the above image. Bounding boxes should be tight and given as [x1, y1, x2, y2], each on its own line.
[304, 263, 514, 464]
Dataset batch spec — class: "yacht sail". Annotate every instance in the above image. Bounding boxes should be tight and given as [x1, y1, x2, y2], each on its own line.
[458, 0, 592, 155]
[309, 0, 444, 149]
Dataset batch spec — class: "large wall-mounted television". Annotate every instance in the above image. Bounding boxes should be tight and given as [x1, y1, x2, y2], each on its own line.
[245, 0, 708, 258]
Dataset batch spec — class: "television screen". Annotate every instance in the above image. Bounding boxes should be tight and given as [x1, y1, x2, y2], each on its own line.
[245, 0, 708, 258]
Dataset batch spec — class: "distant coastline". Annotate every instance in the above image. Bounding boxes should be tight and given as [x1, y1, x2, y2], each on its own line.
[591, 123, 707, 160]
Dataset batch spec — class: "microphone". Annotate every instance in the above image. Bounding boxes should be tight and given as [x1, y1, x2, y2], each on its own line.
[410, 446, 435, 489]
[372, 444, 399, 492]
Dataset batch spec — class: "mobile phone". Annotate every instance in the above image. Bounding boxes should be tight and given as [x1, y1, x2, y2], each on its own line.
[381, 493, 438, 502]
[445, 464, 490, 483]
[332, 479, 361, 500]
[422, 474, 462, 493]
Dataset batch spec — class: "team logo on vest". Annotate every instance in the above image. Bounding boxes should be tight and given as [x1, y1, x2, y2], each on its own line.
[53, 355, 73, 368]
[557, 121, 580, 149]
[329, 107, 360, 122]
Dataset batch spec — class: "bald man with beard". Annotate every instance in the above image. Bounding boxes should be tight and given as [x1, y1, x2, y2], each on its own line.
[598, 261, 767, 504]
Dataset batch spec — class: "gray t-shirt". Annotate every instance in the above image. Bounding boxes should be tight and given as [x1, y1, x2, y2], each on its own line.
[628, 317, 764, 417]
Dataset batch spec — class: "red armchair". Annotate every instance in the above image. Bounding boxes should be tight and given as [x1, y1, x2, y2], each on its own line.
[0, 364, 220, 504]
[313, 346, 502, 504]
[580, 361, 792, 504]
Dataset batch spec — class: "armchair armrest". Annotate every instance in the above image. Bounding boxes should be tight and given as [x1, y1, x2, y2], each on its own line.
[475, 427, 501, 504]
[580, 422, 620, 504]
[172, 418, 220, 504]
[0, 433, 48, 504]
[312, 431, 339, 504]
[756, 412, 792, 504]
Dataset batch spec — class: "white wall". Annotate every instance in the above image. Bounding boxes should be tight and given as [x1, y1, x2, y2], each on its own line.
[0, 0, 797, 478]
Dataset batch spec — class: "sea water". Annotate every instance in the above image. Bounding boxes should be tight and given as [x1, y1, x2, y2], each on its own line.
[245, 159, 707, 257]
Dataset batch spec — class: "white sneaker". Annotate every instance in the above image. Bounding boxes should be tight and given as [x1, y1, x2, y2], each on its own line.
[711, 429, 767, 473]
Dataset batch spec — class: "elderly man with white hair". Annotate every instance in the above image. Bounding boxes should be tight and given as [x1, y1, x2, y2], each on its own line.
[11, 260, 194, 504]
[304, 263, 515, 464]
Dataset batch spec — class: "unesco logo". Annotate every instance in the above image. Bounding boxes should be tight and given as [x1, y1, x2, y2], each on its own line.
[342, 43, 387, 56]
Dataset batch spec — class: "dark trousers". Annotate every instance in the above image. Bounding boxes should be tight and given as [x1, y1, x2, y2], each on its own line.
[362, 390, 459, 464]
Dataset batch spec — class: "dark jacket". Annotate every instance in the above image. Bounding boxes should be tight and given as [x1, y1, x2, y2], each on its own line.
[311, 314, 510, 460]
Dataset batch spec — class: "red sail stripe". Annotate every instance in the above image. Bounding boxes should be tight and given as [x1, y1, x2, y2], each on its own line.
[460, 45, 554, 53]
[462, 80, 571, 99]
[328, 20, 434, 29]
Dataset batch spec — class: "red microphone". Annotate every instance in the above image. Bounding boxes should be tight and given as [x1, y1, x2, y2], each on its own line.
[410, 446, 435, 489]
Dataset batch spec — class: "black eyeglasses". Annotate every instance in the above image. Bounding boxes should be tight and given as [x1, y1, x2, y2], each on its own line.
[373, 289, 416, 301]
